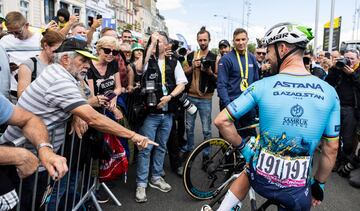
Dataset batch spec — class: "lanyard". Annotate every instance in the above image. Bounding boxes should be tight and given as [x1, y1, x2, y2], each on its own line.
[196, 50, 201, 59]
[161, 60, 166, 85]
[235, 50, 249, 80]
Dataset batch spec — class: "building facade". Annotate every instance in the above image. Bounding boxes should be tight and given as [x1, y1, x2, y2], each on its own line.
[0, 0, 167, 38]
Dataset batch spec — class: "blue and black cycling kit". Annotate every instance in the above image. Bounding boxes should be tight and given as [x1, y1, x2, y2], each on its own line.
[225, 73, 340, 210]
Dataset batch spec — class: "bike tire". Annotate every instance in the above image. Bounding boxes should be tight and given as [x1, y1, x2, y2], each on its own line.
[182, 138, 237, 200]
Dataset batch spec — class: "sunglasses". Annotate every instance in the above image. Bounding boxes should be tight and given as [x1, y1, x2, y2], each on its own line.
[256, 52, 266, 56]
[102, 48, 119, 56]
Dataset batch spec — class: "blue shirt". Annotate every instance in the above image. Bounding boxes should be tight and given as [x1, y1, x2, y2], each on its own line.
[217, 49, 259, 107]
[0, 95, 14, 125]
[226, 73, 340, 187]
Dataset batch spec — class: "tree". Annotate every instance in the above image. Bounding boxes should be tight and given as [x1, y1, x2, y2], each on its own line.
[124, 24, 133, 30]
[247, 43, 256, 53]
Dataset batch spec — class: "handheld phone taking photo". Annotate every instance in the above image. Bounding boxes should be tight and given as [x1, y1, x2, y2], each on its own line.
[104, 90, 116, 101]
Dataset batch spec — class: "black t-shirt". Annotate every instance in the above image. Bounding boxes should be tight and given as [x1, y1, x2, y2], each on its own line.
[87, 60, 118, 95]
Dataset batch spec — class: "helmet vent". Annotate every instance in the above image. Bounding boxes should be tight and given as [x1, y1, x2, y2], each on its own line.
[290, 33, 299, 38]
[278, 27, 285, 34]
[266, 30, 272, 36]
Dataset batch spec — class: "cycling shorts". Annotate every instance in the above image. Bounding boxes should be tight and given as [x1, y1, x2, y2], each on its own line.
[247, 164, 312, 211]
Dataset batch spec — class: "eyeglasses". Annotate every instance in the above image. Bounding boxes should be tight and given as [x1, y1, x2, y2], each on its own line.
[7, 25, 25, 37]
[256, 52, 266, 56]
[102, 48, 119, 56]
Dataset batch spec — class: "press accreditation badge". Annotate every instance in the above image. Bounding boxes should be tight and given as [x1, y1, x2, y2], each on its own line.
[255, 149, 310, 187]
[240, 79, 249, 92]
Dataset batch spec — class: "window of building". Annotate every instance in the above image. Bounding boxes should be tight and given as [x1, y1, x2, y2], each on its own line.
[73, 6, 81, 15]
[44, 0, 55, 23]
[19, 0, 29, 20]
[60, 1, 68, 9]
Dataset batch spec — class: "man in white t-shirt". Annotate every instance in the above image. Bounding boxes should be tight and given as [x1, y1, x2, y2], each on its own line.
[0, 11, 42, 101]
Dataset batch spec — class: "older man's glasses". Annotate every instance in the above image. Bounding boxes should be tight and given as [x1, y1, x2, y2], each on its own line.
[7, 25, 25, 37]
[102, 48, 119, 56]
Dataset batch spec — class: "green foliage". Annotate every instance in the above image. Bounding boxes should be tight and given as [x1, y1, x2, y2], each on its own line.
[211, 48, 219, 55]
[124, 24, 133, 30]
[247, 43, 256, 53]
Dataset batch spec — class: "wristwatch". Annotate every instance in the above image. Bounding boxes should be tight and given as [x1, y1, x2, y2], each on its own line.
[37, 143, 54, 152]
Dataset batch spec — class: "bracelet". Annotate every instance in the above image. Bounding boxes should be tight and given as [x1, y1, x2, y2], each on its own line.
[96, 96, 100, 104]
[37, 143, 54, 152]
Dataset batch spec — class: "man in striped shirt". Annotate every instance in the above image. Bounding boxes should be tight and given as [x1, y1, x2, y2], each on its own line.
[0, 38, 156, 209]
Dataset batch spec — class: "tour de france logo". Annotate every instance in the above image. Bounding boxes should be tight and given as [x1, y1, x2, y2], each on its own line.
[283, 104, 307, 128]
[290, 104, 304, 118]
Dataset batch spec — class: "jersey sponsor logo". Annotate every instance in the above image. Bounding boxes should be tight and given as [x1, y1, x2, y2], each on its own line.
[335, 125, 340, 132]
[273, 81, 324, 92]
[228, 102, 239, 113]
[273, 91, 324, 100]
[267, 33, 289, 44]
[283, 104, 308, 128]
[243, 86, 255, 96]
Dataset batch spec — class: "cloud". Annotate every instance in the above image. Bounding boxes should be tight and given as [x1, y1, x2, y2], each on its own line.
[157, 0, 183, 11]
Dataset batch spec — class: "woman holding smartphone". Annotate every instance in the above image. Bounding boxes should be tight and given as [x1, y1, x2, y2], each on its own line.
[87, 36, 122, 112]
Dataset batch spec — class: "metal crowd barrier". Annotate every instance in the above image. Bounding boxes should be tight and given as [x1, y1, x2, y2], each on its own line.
[11, 119, 122, 211]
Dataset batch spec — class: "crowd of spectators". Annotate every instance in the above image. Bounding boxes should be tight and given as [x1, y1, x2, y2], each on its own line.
[0, 8, 360, 210]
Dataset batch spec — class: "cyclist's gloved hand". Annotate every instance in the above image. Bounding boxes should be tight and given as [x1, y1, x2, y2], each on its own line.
[240, 144, 254, 163]
[236, 137, 255, 163]
[311, 178, 325, 201]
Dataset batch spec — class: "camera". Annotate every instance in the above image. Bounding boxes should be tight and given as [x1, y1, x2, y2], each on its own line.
[200, 57, 213, 69]
[168, 38, 186, 62]
[336, 57, 351, 69]
[142, 80, 157, 107]
[178, 93, 197, 115]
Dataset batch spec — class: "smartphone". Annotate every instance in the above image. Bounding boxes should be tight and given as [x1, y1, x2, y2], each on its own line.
[104, 90, 116, 101]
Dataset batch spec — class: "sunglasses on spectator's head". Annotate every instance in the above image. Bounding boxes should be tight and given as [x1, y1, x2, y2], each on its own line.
[256, 52, 266, 56]
[102, 47, 119, 56]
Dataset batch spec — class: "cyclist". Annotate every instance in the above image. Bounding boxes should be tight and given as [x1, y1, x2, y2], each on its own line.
[202, 22, 340, 211]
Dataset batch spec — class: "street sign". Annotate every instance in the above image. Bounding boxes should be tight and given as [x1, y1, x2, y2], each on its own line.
[102, 18, 116, 29]
[323, 16, 342, 51]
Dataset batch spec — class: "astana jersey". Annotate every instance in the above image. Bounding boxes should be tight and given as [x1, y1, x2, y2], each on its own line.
[226, 73, 340, 189]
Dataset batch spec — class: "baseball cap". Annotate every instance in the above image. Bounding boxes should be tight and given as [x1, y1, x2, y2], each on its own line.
[54, 37, 98, 61]
[218, 39, 230, 48]
[131, 42, 144, 51]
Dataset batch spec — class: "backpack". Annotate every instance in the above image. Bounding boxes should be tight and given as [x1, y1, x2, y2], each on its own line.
[99, 133, 128, 182]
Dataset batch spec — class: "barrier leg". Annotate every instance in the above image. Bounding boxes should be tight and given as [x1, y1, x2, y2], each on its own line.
[100, 182, 122, 206]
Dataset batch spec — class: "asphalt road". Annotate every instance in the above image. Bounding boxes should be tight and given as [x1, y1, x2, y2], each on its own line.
[103, 92, 360, 211]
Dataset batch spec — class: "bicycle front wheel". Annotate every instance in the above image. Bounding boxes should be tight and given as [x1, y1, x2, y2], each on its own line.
[183, 138, 237, 200]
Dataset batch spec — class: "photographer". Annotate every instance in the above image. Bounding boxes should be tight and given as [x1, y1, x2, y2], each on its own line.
[326, 49, 360, 180]
[135, 31, 187, 203]
[181, 26, 217, 158]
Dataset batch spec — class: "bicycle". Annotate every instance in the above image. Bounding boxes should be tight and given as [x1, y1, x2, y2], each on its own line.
[182, 123, 283, 210]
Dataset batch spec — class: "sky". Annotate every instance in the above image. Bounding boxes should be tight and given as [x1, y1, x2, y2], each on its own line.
[156, 0, 358, 51]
